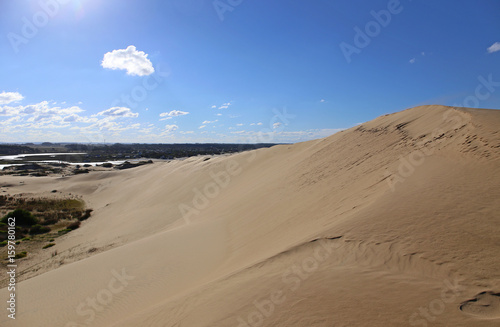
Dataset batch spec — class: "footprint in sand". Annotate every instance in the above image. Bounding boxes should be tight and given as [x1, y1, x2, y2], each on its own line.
[460, 291, 500, 319]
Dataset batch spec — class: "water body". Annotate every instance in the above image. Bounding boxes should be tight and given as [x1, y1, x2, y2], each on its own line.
[0, 153, 87, 160]
[0, 153, 126, 169]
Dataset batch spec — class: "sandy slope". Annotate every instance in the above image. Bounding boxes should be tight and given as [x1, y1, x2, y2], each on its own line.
[1, 105, 499, 326]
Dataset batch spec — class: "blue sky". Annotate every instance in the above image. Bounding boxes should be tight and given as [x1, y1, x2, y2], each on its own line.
[0, 0, 499, 143]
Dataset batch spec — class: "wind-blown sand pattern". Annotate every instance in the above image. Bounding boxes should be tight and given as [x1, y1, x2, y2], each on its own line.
[1, 105, 499, 326]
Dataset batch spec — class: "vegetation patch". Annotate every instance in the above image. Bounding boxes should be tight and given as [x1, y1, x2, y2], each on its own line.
[79, 209, 93, 221]
[29, 224, 51, 235]
[15, 251, 27, 259]
[73, 168, 89, 174]
[0, 195, 93, 260]
[67, 221, 81, 230]
[1, 208, 38, 226]
[58, 229, 71, 236]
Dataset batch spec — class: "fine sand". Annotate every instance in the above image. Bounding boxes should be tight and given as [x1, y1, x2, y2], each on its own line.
[0, 105, 499, 326]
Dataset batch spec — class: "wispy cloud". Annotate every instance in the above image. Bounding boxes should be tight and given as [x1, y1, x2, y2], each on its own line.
[159, 110, 189, 120]
[164, 124, 178, 133]
[409, 58, 416, 64]
[101, 45, 154, 76]
[487, 42, 500, 53]
[1, 101, 84, 119]
[213, 102, 232, 110]
[0, 95, 161, 142]
[97, 107, 139, 118]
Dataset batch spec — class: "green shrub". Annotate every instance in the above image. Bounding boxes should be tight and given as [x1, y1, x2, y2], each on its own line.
[58, 229, 71, 236]
[29, 224, 51, 235]
[43, 243, 55, 249]
[22, 237, 31, 241]
[79, 209, 93, 221]
[67, 221, 81, 230]
[0, 240, 7, 247]
[41, 217, 58, 225]
[1, 209, 38, 226]
[15, 251, 27, 259]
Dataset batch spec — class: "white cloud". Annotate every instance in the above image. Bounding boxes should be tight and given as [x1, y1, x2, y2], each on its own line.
[139, 125, 155, 134]
[409, 58, 416, 64]
[0, 101, 84, 122]
[63, 114, 97, 124]
[0, 96, 156, 141]
[81, 120, 120, 132]
[164, 124, 178, 133]
[101, 45, 154, 76]
[159, 110, 189, 120]
[97, 107, 139, 118]
[487, 42, 500, 53]
[202, 119, 218, 124]
[199, 125, 206, 129]
[236, 123, 244, 126]
[320, 99, 325, 103]
[0, 91, 24, 105]
[218, 102, 231, 109]
[211, 105, 217, 109]
[273, 122, 282, 129]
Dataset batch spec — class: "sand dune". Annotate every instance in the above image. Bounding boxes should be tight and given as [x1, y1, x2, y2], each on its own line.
[1, 105, 499, 326]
